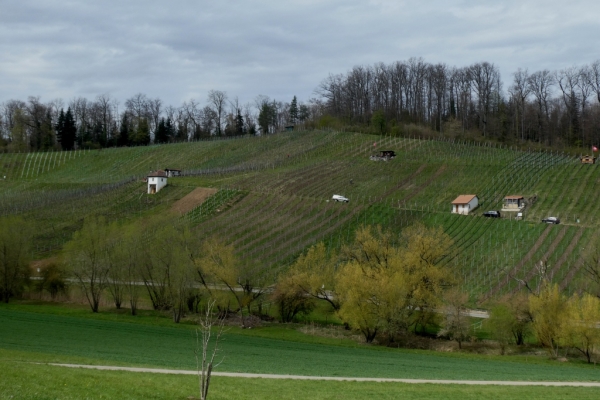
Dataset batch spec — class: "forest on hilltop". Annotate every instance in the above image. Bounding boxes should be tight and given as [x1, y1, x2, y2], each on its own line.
[1, 58, 600, 153]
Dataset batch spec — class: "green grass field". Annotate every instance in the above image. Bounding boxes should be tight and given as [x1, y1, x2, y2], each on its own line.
[4, 359, 600, 400]
[3, 304, 600, 399]
[2, 306, 599, 382]
[3, 359, 600, 400]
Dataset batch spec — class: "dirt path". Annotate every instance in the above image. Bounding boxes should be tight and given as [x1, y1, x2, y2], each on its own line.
[46, 363, 600, 387]
[171, 187, 218, 214]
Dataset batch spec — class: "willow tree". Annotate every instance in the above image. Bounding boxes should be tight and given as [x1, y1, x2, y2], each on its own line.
[275, 242, 339, 311]
[64, 217, 112, 312]
[336, 224, 453, 343]
[106, 221, 147, 315]
[529, 283, 569, 357]
[565, 293, 600, 363]
[196, 237, 267, 327]
[137, 219, 198, 322]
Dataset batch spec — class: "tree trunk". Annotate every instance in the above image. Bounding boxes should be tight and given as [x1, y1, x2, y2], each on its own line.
[91, 298, 99, 313]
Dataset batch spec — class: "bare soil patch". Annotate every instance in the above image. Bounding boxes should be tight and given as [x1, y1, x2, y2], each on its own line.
[171, 187, 218, 214]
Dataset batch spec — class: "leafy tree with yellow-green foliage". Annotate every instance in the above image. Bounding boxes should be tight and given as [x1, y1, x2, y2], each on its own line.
[529, 283, 570, 358]
[275, 242, 339, 311]
[196, 237, 268, 327]
[336, 224, 453, 342]
[487, 293, 532, 354]
[564, 293, 600, 363]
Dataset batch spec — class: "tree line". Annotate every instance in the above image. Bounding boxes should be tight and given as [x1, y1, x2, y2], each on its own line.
[277, 224, 600, 361]
[317, 58, 600, 148]
[3, 58, 600, 154]
[0, 91, 314, 153]
[2, 215, 600, 360]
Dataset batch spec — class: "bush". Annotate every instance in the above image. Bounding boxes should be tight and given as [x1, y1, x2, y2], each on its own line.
[36, 263, 68, 300]
[271, 285, 315, 323]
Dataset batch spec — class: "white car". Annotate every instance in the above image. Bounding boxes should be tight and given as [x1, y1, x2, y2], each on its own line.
[542, 217, 560, 224]
[332, 194, 349, 203]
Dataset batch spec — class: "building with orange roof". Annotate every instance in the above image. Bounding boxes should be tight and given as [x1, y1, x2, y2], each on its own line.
[451, 194, 478, 215]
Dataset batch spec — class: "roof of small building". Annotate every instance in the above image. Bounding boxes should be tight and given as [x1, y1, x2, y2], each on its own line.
[504, 195, 524, 200]
[148, 170, 168, 178]
[452, 194, 477, 204]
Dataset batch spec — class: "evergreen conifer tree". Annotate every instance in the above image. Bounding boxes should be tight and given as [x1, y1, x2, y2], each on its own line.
[61, 108, 77, 150]
[133, 118, 150, 146]
[118, 114, 130, 147]
[235, 109, 245, 135]
[258, 102, 275, 134]
[55, 109, 65, 146]
[155, 118, 168, 144]
[289, 96, 298, 124]
[165, 117, 174, 140]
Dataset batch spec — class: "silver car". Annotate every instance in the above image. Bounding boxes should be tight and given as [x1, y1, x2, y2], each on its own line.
[542, 217, 560, 224]
[332, 195, 349, 203]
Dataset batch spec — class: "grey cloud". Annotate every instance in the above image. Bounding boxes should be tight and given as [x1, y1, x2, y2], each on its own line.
[1, 0, 599, 108]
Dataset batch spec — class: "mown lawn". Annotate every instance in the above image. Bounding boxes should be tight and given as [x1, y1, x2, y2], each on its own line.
[1, 306, 599, 383]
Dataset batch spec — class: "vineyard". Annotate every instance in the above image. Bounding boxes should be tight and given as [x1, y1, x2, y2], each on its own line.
[1, 129, 599, 302]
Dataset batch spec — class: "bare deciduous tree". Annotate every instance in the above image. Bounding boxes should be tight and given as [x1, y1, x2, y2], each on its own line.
[510, 69, 531, 140]
[207, 90, 227, 136]
[438, 289, 471, 349]
[64, 217, 112, 312]
[528, 70, 554, 144]
[194, 299, 225, 400]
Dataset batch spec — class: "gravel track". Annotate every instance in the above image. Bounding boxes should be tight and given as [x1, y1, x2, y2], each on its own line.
[46, 364, 600, 387]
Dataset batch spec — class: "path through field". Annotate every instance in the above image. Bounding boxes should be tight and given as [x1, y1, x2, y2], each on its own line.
[46, 363, 600, 387]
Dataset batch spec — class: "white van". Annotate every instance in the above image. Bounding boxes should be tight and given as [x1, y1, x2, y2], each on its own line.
[332, 195, 349, 203]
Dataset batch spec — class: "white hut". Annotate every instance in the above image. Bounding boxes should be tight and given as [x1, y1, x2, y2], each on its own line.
[148, 170, 168, 194]
[451, 195, 478, 215]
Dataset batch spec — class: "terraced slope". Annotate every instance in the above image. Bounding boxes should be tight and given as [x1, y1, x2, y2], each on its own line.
[1, 130, 597, 301]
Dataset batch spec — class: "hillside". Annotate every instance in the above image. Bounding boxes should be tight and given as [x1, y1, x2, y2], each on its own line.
[1, 130, 598, 302]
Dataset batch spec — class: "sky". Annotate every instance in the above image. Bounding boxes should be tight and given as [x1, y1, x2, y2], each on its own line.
[1, 0, 599, 108]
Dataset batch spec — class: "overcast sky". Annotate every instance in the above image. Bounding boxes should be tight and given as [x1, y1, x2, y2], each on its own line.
[1, 0, 598, 108]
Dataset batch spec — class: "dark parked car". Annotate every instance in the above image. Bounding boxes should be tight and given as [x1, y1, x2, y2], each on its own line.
[542, 217, 560, 224]
[369, 150, 396, 161]
[483, 211, 501, 218]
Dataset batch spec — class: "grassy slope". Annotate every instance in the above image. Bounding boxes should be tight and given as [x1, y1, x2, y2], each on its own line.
[4, 359, 600, 400]
[1, 131, 597, 298]
[4, 360, 600, 400]
[2, 306, 600, 382]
